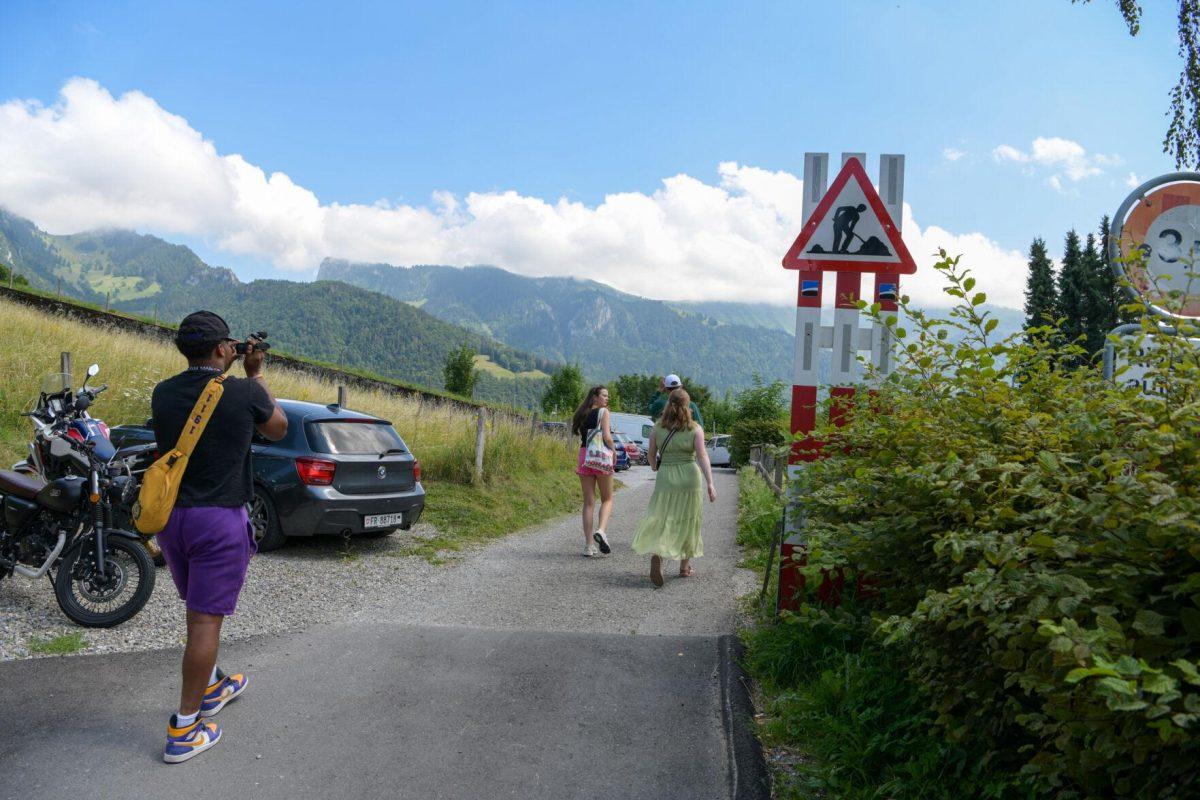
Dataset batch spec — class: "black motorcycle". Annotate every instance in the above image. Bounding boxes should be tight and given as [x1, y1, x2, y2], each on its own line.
[1, 388, 155, 627]
[14, 366, 163, 565]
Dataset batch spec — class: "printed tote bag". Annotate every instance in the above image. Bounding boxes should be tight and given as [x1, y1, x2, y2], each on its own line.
[583, 408, 615, 474]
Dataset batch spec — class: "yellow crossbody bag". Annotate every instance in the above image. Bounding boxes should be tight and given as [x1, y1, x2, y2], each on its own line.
[132, 375, 226, 535]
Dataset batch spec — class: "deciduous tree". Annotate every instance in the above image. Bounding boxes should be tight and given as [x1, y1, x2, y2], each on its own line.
[541, 364, 585, 416]
[442, 344, 479, 398]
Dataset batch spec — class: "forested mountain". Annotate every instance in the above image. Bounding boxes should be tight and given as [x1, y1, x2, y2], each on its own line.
[318, 259, 797, 390]
[0, 209, 552, 407]
[671, 301, 796, 333]
[0, 206, 1026, 406]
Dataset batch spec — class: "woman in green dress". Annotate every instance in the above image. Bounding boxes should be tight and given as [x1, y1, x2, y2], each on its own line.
[630, 388, 717, 586]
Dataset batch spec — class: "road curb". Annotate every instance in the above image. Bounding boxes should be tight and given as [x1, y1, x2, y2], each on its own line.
[718, 634, 771, 800]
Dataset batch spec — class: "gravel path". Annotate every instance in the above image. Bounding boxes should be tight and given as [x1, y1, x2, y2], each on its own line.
[0, 523, 442, 660]
[1, 466, 750, 659]
[354, 466, 753, 635]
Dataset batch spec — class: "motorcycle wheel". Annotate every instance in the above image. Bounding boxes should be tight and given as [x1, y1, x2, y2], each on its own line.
[53, 537, 156, 628]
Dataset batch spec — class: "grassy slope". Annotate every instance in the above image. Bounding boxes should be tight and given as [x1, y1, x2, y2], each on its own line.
[0, 298, 579, 546]
[473, 353, 549, 380]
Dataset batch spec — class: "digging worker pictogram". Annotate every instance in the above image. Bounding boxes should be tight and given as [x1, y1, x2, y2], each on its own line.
[832, 203, 867, 254]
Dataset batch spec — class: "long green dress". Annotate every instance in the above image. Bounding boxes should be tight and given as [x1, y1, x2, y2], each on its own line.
[630, 423, 704, 560]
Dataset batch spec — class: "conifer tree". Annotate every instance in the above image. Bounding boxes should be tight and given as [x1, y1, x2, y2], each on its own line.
[1023, 237, 1058, 330]
[1097, 214, 1134, 325]
[1081, 233, 1110, 357]
[1057, 230, 1091, 363]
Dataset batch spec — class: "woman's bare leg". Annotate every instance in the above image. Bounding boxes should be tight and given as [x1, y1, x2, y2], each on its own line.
[580, 475, 596, 546]
[596, 474, 614, 533]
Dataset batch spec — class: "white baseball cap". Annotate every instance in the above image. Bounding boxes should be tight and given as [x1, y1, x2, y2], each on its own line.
[664, 374, 682, 389]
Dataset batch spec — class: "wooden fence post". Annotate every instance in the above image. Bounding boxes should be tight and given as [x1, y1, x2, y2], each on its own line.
[60, 351, 72, 388]
[774, 458, 784, 494]
[531, 412, 540, 434]
[105, 290, 111, 311]
[55, 278, 61, 298]
[474, 407, 486, 483]
[337, 385, 348, 408]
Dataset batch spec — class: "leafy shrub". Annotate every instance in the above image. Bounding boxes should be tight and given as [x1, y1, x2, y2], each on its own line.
[745, 607, 1028, 800]
[729, 375, 788, 466]
[730, 418, 785, 467]
[794, 254, 1200, 797]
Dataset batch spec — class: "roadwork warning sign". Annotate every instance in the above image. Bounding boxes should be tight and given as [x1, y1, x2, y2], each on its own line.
[782, 157, 917, 274]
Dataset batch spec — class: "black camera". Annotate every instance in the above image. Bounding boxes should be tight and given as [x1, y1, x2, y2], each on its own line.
[234, 331, 271, 355]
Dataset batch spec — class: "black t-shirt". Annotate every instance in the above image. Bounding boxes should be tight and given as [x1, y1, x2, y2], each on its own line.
[151, 369, 275, 508]
[579, 408, 602, 448]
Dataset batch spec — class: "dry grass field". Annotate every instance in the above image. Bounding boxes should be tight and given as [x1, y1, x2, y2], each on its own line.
[0, 297, 580, 546]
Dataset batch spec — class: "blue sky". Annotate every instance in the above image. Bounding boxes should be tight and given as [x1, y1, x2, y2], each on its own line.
[0, 0, 1184, 307]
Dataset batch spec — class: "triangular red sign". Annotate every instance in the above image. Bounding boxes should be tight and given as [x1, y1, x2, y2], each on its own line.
[782, 158, 917, 274]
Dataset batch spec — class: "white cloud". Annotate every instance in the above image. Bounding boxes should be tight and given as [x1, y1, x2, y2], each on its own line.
[992, 144, 1029, 164]
[0, 78, 1027, 308]
[992, 136, 1120, 186]
[1125, 171, 1141, 188]
[942, 147, 966, 162]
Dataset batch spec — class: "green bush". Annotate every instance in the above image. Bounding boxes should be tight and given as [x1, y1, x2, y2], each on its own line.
[744, 607, 1028, 800]
[730, 418, 785, 467]
[794, 253, 1200, 797]
[729, 375, 788, 466]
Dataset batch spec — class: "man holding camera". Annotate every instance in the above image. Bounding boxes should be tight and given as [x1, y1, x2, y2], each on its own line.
[151, 310, 287, 763]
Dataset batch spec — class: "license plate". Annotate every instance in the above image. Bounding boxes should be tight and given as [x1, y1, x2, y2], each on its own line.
[363, 512, 405, 529]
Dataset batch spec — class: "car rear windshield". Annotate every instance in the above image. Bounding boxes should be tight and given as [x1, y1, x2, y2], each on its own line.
[306, 420, 406, 455]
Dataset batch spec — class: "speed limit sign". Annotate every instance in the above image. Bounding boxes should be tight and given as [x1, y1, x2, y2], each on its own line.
[1111, 173, 1200, 321]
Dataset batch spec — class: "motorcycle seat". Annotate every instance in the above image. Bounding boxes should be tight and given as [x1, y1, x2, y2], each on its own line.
[0, 470, 45, 500]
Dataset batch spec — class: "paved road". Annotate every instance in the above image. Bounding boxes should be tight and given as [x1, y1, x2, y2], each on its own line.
[0, 467, 765, 800]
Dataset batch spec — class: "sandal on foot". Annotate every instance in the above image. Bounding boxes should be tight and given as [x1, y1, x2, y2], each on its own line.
[650, 555, 664, 587]
[679, 564, 695, 577]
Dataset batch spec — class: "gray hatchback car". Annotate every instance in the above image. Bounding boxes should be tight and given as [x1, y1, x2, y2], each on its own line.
[109, 399, 425, 551]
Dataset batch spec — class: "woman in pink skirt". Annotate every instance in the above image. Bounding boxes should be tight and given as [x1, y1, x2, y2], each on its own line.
[571, 385, 615, 557]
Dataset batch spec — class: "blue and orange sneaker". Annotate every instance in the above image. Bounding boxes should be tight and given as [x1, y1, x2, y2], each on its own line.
[163, 716, 221, 763]
[201, 670, 248, 718]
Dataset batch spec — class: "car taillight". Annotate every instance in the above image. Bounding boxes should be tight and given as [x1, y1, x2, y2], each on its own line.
[413, 460, 421, 483]
[296, 457, 337, 486]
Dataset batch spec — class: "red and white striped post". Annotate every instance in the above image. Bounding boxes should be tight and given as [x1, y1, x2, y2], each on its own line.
[870, 155, 905, 384]
[828, 153, 867, 430]
[789, 152, 828, 465]
[778, 152, 909, 612]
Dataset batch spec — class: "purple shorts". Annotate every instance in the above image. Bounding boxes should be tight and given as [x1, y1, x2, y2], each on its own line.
[157, 505, 257, 617]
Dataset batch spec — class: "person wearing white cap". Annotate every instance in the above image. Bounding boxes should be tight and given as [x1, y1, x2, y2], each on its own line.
[647, 374, 703, 428]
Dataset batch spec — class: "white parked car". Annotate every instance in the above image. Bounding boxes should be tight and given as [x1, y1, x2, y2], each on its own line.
[706, 434, 731, 467]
